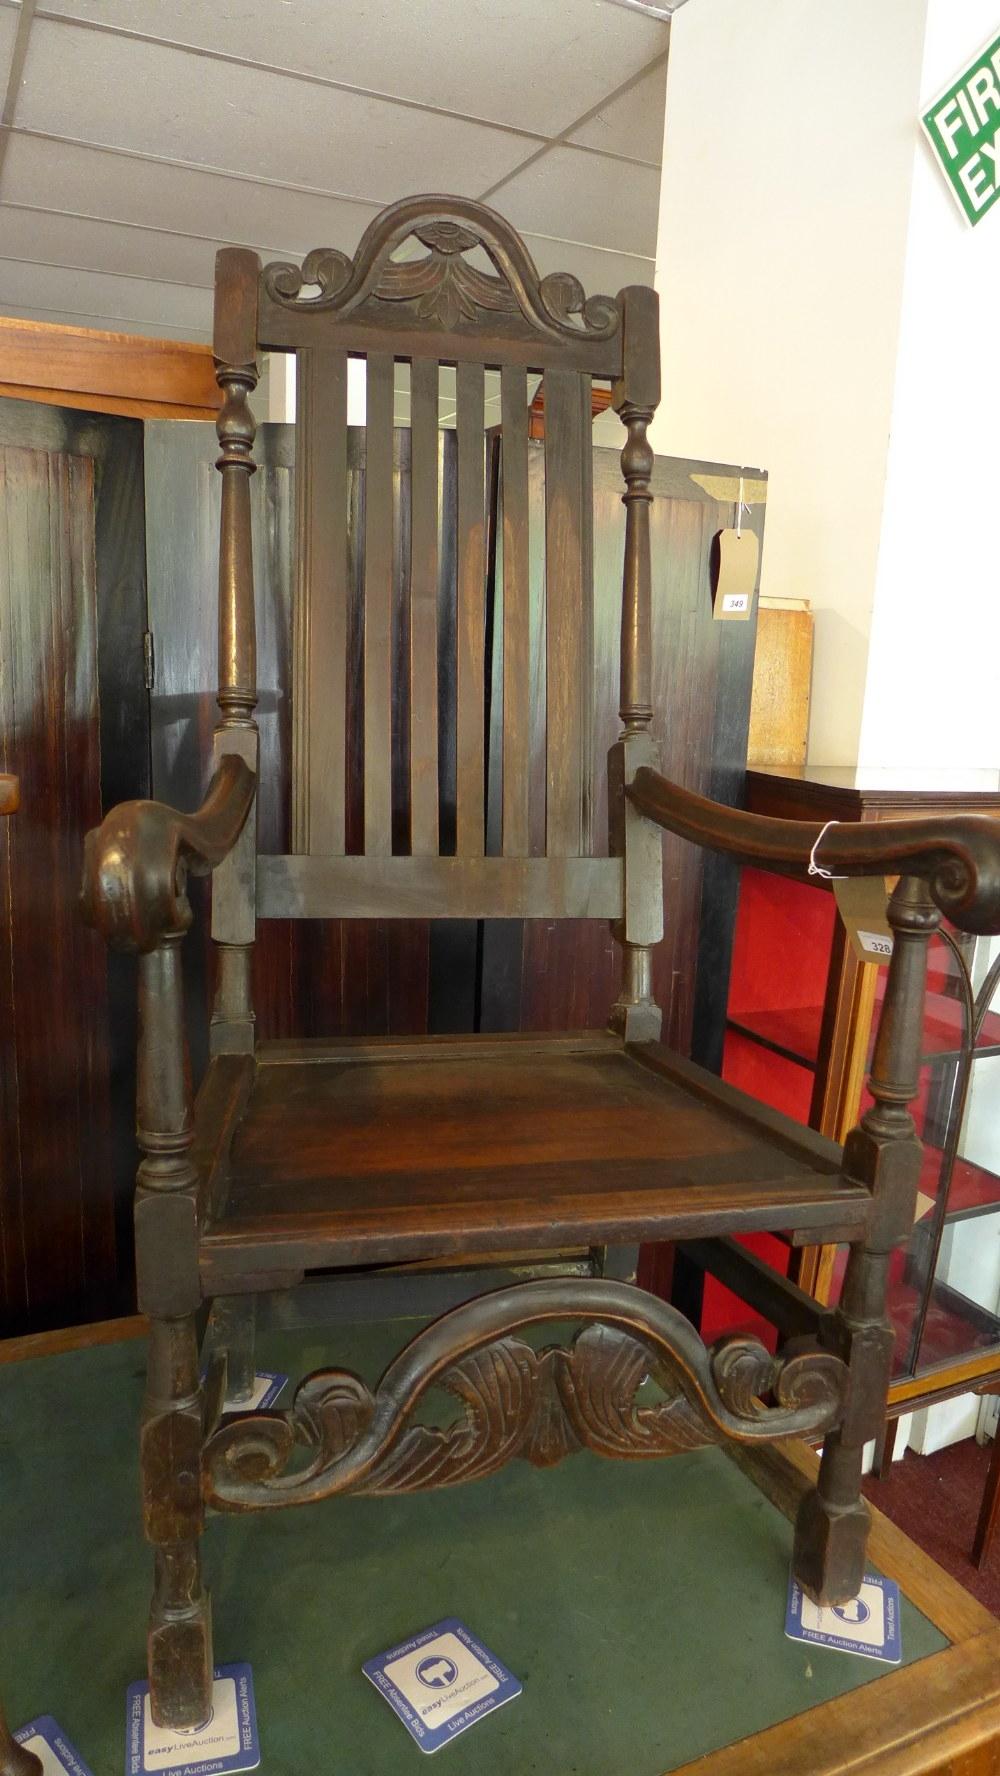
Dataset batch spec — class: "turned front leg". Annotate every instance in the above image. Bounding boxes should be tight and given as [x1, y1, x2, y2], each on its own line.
[135, 942, 212, 1730]
[142, 1315, 212, 1729]
[793, 1245, 895, 1603]
[794, 878, 939, 1604]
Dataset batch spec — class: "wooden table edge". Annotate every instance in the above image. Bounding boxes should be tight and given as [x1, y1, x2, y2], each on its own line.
[4, 1316, 996, 1776]
[670, 1625, 1000, 1776]
[0, 1313, 146, 1365]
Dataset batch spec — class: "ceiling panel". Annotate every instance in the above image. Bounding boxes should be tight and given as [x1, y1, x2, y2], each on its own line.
[17, 20, 533, 200]
[0, 206, 657, 310]
[0, 204, 269, 286]
[567, 58, 667, 165]
[521, 231, 654, 297]
[0, 5, 18, 67]
[494, 147, 661, 258]
[0, 134, 384, 257]
[36, 0, 667, 138]
[0, 257, 212, 332]
[0, 144, 656, 313]
[0, 299, 210, 339]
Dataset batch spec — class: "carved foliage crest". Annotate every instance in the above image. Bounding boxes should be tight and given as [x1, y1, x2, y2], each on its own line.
[262, 195, 620, 343]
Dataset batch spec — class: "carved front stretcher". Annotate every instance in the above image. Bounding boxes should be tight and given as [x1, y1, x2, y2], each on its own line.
[81, 191, 1000, 1735]
[203, 1281, 848, 1512]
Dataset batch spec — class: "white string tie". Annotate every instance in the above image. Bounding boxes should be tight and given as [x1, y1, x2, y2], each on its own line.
[807, 818, 848, 881]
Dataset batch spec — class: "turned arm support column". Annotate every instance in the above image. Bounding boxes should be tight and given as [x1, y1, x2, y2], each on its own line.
[833, 877, 942, 1426]
[830, 880, 940, 1438]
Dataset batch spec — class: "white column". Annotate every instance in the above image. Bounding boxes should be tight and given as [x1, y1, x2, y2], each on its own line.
[859, 3, 1000, 769]
[651, 0, 928, 764]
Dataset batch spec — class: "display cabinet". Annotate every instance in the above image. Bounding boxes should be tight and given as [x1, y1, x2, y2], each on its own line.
[690, 769, 1000, 1543]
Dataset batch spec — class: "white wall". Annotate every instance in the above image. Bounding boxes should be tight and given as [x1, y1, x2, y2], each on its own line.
[652, 0, 927, 763]
[859, 3, 1000, 768]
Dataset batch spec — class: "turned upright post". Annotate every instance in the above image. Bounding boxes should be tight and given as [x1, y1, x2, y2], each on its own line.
[210, 247, 260, 1058]
[609, 284, 663, 1042]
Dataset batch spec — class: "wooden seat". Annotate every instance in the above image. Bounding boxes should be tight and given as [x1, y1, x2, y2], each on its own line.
[82, 191, 1000, 1736]
[198, 1035, 865, 1288]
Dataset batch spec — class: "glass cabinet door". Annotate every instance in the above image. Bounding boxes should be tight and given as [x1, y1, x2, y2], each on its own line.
[868, 929, 1000, 1381]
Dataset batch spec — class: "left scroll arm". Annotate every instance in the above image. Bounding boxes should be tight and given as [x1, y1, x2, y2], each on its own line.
[81, 754, 256, 953]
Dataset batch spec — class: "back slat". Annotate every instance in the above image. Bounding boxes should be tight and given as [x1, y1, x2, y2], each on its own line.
[363, 352, 394, 855]
[455, 360, 486, 855]
[500, 366, 530, 856]
[578, 378, 595, 855]
[293, 346, 347, 854]
[409, 357, 439, 854]
[544, 369, 590, 856]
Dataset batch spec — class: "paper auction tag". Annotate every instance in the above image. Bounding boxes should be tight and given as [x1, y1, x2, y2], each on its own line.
[125, 1665, 259, 1775]
[364, 1620, 522, 1754]
[712, 527, 759, 620]
[785, 1571, 902, 1664]
[14, 1719, 95, 1776]
[833, 877, 893, 964]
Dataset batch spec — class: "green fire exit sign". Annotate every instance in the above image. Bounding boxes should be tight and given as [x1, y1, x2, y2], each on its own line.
[922, 30, 1000, 225]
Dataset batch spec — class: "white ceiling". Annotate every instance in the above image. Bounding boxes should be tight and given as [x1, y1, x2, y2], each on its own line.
[0, 0, 668, 343]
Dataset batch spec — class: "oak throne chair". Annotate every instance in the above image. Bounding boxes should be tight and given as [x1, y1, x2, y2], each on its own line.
[83, 196, 1000, 1730]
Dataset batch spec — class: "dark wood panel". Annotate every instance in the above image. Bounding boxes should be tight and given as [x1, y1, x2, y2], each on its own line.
[490, 449, 766, 1049]
[0, 398, 147, 1332]
[92, 415, 150, 1303]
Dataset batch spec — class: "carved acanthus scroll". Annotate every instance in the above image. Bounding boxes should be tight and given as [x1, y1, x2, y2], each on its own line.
[203, 1280, 847, 1513]
[262, 195, 620, 343]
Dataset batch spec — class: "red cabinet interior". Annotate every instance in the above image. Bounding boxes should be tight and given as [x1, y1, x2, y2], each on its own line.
[693, 870, 840, 1340]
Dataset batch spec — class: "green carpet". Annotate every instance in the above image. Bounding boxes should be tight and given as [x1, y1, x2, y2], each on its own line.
[0, 1318, 948, 1775]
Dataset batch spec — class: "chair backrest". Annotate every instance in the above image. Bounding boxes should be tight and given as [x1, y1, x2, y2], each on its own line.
[211, 196, 660, 935]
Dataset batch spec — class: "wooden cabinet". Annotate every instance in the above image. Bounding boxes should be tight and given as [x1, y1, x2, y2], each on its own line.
[0, 396, 148, 1335]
